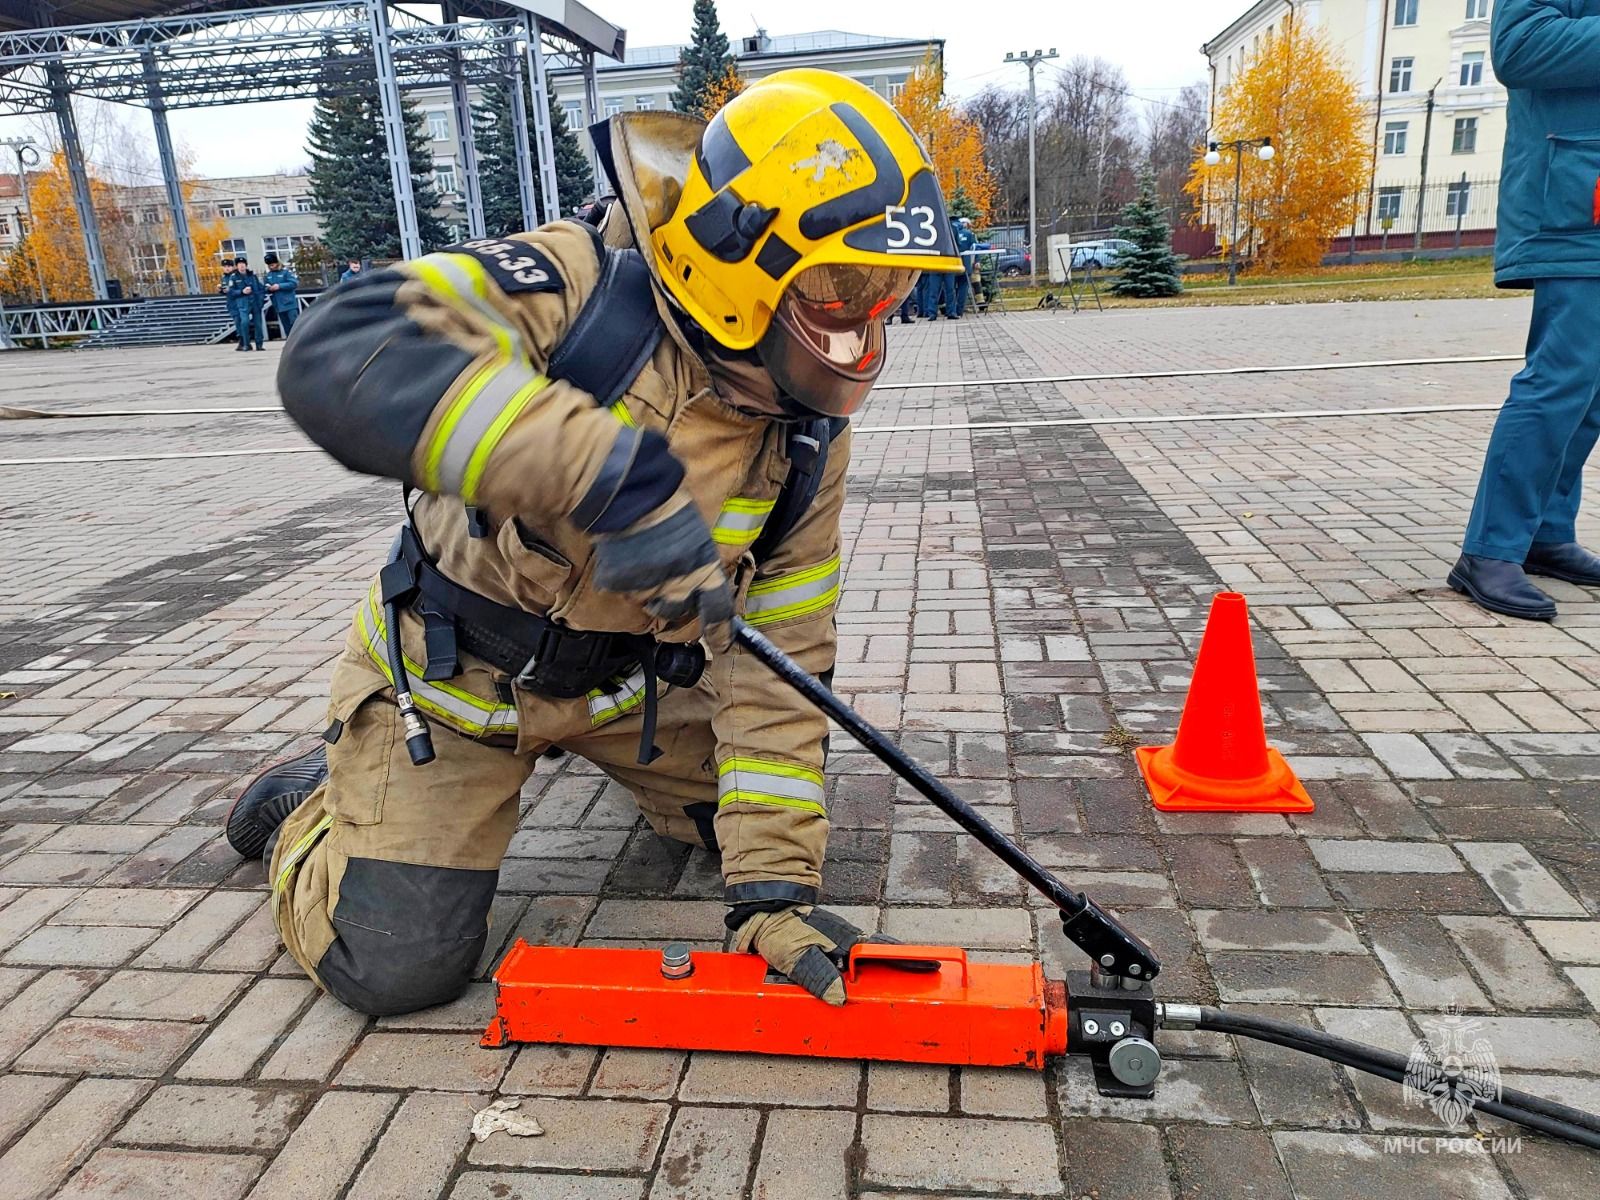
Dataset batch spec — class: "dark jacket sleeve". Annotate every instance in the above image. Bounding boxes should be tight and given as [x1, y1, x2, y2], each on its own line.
[277, 225, 685, 535]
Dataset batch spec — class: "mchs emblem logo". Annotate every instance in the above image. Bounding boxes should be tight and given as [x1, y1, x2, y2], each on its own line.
[1402, 1011, 1501, 1131]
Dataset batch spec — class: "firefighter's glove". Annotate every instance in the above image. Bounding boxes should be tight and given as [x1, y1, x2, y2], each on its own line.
[591, 501, 733, 653]
[578, 428, 733, 653]
[735, 905, 876, 1007]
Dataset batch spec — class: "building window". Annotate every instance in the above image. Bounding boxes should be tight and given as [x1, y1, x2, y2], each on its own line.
[261, 235, 296, 257]
[434, 163, 458, 195]
[217, 201, 235, 217]
[1390, 57, 1414, 93]
[0, 215, 10, 236]
[888, 77, 907, 100]
[1377, 188, 1404, 224]
[1446, 180, 1472, 218]
[269, 196, 289, 214]
[295, 195, 314, 213]
[635, 95, 654, 110]
[563, 101, 583, 127]
[1384, 121, 1409, 155]
[1394, 0, 1419, 26]
[1466, 0, 1489, 18]
[218, 238, 246, 259]
[604, 98, 623, 118]
[427, 111, 450, 141]
[139, 207, 162, 224]
[244, 199, 262, 215]
[1453, 116, 1479, 153]
[134, 242, 168, 274]
[1460, 51, 1485, 86]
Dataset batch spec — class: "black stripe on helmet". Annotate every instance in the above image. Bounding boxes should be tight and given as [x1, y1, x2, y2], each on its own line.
[797, 103, 906, 241]
[697, 109, 752, 191]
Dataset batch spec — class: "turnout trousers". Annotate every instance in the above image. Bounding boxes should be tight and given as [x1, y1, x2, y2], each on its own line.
[269, 609, 728, 1017]
[1463, 277, 1600, 562]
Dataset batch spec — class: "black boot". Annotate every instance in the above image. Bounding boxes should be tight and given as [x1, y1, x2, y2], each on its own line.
[1448, 554, 1556, 621]
[1524, 541, 1600, 586]
[225, 745, 329, 860]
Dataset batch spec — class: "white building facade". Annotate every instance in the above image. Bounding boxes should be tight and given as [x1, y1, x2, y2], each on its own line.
[1202, 0, 1504, 242]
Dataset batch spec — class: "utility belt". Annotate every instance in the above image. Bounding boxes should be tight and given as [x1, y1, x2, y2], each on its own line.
[378, 524, 704, 765]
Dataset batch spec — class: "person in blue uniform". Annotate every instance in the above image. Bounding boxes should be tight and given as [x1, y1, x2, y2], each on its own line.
[263, 252, 300, 339]
[225, 257, 264, 352]
[1450, 0, 1600, 620]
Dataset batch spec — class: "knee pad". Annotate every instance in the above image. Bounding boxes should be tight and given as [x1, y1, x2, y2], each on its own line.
[317, 856, 496, 1016]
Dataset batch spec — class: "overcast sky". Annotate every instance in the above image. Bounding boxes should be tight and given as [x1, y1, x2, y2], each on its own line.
[0, 0, 1229, 181]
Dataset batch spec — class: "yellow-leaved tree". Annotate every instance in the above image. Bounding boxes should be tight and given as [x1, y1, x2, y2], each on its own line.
[893, 56, 996, 223]
[698, 62, 745, 119]
[0, 151, 124, 301]
[0, 150, 231, 301]
[1186, 15, 1367, 272]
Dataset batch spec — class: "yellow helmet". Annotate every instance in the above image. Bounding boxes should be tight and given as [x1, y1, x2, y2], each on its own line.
[652, 69, 963, 416]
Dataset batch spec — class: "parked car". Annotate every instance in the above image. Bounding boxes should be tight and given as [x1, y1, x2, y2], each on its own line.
[1069, 239, 1135, 271]
[993, 248, 1032, 277]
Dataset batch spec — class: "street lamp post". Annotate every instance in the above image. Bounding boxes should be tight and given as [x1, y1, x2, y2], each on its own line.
[1205, 136, 1275, 286]
[1004, 48, 1058, 286]
[1, 137, 47, 303]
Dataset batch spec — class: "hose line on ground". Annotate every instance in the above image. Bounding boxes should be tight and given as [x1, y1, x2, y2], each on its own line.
[1194, 1007, 1600, 1150]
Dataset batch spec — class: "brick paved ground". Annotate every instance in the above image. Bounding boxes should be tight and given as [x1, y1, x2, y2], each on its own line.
[2, 296, 1598, 1198]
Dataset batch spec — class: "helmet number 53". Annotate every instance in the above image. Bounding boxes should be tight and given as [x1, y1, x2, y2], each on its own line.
[885, 205, 939, 251]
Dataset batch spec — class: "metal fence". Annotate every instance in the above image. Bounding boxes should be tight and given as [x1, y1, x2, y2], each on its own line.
[1336, 174, 1500, 253]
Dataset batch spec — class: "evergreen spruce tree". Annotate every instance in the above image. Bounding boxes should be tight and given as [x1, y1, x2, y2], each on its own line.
[948, 185, 981, 221]
[307, 76, 446, 262]
[548, 87, 596, 211]
[1108, 169, 1183, 298]
[473, 77, 595, 236]
[672, 0, 734, 116]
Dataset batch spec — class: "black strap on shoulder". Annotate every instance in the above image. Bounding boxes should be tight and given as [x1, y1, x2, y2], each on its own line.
[751, 416, 847, 564]
[546, 246, 663, 406]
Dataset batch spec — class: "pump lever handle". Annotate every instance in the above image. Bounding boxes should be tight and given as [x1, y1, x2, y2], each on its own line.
[732, 619, 1161, 981]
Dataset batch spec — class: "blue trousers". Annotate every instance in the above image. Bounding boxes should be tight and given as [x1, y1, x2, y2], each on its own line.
[954, 270, 971, 317]
[275, 303, 298, 336]
[1463, 277, 1600, 561]
[230, 299, 257, 347]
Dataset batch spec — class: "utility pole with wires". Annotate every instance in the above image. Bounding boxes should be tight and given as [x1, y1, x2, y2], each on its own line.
[1413, 79, 1440, 251]
[1004, 48, 1057, 286]
[1, 136, 47, 304]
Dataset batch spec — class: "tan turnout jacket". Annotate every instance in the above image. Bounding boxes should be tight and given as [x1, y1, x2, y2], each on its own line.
[280, 113, 845, 905]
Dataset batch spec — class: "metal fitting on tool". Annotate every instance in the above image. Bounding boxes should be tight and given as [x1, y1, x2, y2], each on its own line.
[1156, 1003, 1202, 1031]
[660, 943, 694, 980]
[1108, 1037, 1162, 1089]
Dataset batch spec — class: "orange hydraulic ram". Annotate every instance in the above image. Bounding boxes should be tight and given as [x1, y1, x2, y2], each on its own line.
[482, 940, 1069, 1069]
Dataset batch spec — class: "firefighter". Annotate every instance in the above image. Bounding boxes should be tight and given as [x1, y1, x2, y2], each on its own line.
[226, 69, 962, 1016]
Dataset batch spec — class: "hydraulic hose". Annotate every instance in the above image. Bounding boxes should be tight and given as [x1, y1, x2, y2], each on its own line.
[382, 596, 436, 767]
[1193, 1007, 1600, 1150]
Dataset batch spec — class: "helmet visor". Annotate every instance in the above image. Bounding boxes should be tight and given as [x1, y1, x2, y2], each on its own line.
[756, 263, 918, 417]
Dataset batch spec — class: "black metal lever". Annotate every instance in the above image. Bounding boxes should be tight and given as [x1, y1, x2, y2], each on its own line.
[733, 618, 1161, 984]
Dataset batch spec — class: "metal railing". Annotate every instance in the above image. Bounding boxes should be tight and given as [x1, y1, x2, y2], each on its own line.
[1, 299, 139, 347]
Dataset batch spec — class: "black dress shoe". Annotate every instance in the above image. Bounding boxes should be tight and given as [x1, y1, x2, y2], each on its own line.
[1448, 554, 1556, 621]
[1524, 541, 1600, 586]
[225, 745, 329, 860]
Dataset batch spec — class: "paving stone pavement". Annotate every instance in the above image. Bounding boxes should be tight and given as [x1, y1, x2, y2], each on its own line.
[2, 298, 1598, 1198]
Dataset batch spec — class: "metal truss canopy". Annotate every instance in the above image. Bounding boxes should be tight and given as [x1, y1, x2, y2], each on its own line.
[0, 0, 624, 305]
[0, 4, 543, 113]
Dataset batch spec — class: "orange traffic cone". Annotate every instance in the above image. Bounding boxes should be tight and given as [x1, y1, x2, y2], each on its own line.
[1136, 592, 1314, 813]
